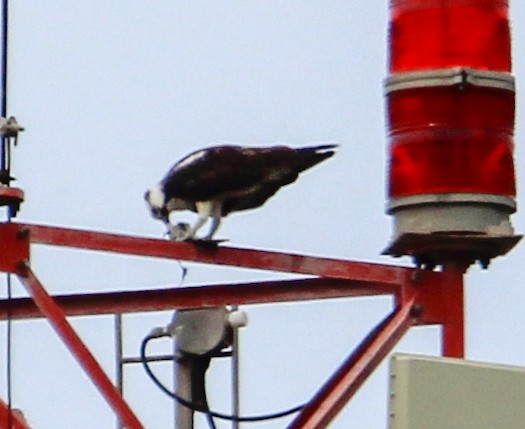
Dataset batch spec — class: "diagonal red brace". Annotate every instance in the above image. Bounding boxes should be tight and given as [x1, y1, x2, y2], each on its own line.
[16, 266, 145, 429]
[288, 299, 416, 429]
[0, 397, 31, 429]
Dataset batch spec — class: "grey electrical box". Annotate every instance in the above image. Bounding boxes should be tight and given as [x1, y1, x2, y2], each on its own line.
[389, 353, 525, 429]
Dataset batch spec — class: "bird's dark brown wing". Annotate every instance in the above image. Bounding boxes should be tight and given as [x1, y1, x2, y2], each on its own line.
[161, 144, 336, 211]
[221, 181, 284, 215]
[162, 146, 294, 201]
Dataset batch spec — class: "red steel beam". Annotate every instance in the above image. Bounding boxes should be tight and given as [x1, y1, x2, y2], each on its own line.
[0, 278, 398, 320]
[0, 278, 398, 319]
[288, 299, 416, 429]
[16, 267, 145, 429]
[19, 223, 420, 285]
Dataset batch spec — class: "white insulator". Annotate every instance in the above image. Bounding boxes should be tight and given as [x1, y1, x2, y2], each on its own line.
[228, 310, 248, 328]
[0, 116, 24, 137]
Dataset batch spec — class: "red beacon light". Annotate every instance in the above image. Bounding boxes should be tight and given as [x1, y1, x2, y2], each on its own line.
[384, 0, 521, 267]
[389, 0, 511, 72]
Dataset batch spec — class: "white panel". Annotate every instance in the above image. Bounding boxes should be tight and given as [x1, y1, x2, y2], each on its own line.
[389, 353, 525, 429]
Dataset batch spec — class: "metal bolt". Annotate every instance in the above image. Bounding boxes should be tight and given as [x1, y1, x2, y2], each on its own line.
[16, 260, 29, 274]
[410, 304, 424, 318]
[458, 69, 468, 91]
[16, 227, 29, 240]
[410, 270, 423, 283]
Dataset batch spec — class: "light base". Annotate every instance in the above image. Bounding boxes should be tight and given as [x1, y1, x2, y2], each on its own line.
[384, 232, 522, 269]
[385, 193, 520, 267]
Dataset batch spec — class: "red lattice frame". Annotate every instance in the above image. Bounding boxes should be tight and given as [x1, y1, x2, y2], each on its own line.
[0, 219, 465, 428]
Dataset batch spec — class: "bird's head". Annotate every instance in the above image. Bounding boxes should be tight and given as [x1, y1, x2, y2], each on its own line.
[144, 184, 169, 223]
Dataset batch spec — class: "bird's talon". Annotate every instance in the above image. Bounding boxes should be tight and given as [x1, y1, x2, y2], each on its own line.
[167, 222, 191, 241]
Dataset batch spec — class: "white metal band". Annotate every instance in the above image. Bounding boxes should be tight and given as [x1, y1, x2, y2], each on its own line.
[385, 68, 515, 94]
[387, 193, 516, 213]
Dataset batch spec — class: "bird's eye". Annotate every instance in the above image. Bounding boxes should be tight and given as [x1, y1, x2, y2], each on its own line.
[151, 206, 169, 221]
[151, 207, 161, 218]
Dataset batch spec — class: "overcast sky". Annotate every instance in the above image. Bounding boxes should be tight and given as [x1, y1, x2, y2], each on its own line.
[1, 2, 525, 428]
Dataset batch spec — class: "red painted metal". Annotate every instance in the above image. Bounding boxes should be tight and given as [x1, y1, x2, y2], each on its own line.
[440, 263, 467, 358]
[288, 299, 416, 429]
[395, 262, 466, 357]
[400, 271, 447, 327]
[0, 399, 31, 429]
[22, 222, 412, 284]
[15, 267, 145, 429]
[0, 187, 24, 208]
[0, 278, 399, 320]
[0, 222, 29, 275]
[0, 221, 465, 428]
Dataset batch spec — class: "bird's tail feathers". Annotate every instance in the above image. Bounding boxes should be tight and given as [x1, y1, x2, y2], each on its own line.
[299, 143, 338, 153]
[296, 144, 337, 171]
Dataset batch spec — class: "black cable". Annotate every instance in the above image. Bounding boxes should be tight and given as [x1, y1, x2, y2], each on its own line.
[205, 407, 217, 429]
[1, 0, 7, 118]
[140, 333, 306, 423]
[141, 333, 219, 429]
[190, 355, 216, 429]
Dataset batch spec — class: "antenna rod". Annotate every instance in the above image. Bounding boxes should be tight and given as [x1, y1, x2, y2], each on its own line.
[0, 0, 8, 180]
[1, 0, 6, 117]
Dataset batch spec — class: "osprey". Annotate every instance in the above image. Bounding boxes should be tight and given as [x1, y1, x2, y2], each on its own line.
[145, 144, 337, 241]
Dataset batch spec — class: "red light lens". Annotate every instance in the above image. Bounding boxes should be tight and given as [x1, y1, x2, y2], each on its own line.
[389, 0, 511, 72]
[387, 86, 515, 197]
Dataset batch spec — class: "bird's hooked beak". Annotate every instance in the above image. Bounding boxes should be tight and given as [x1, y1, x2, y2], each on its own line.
[153, 207, 170, 223]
